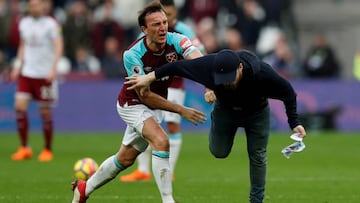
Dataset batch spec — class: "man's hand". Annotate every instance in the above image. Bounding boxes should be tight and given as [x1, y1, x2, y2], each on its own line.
[9, 67, 21, 82]
[179, 106, 207, 126]
[204, 88, 216, 104]
[125, 72, 156, 91]
[293, 125, 306, 138]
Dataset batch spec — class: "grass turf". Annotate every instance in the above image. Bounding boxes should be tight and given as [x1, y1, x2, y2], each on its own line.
[0, 131, 359, 203]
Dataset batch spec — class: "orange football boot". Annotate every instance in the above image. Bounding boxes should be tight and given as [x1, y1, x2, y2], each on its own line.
[38, 149, 53, 162]
[11, 146, 33, 161]
[120, 169, 151, 182]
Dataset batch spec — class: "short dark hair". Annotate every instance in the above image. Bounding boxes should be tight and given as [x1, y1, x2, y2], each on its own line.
[160, 0, 175, 6]
[138, 1, 166, 27]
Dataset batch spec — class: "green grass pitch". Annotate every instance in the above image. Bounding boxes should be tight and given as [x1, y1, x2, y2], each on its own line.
[1, 131, 359, 203]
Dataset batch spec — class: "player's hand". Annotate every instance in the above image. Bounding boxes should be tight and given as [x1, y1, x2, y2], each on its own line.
[204, 88, 216, 104]
[125, 73, 154, 90]
[46, 68, 57, 82]
[179, 106, 207, 126]
[9, 68, 21, 82]
[292, 125, 306, 138]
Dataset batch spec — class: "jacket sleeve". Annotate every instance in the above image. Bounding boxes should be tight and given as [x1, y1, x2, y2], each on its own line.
[259, 62, 301, 129]
[155, 54, 217, 89]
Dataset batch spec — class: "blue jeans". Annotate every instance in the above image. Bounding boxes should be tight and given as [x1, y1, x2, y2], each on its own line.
[209, 103, 270, 203]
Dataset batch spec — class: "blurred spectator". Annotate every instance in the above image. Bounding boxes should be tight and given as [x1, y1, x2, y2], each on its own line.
[72, 45, 101, 74]
[63, 0, 91, 65]
[262, 33, 296, 79]
[7, 0, 22, 60]
[302, 33, 340, 78]
[196, 17, 220, 53]
[181, 0, 218, 24]
[353, 51, 360, 80]
[101, 36, 126, 79]
[239, 0, 266, 50]
[111, 0, 145, 44]
[42, 0, 66, 24]
[223, 27, 245, 51]
[91, 0, 126, 60]
[0, 49, 10, 81]
[0, 0, 10, 51]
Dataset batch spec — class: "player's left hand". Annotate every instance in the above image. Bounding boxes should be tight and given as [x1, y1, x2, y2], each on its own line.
[179, 106, 207, 126]
[46, 68, 57, 82]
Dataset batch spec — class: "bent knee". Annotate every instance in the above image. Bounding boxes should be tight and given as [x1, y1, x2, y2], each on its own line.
[210, 147, 230, 158]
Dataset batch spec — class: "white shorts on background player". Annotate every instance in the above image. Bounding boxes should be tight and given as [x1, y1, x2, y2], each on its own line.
[117, 102, 164, 152]
[164, 87, 185, 123]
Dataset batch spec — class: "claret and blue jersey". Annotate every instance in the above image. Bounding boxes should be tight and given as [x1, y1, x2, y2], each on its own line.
[118, 32, 196, 107]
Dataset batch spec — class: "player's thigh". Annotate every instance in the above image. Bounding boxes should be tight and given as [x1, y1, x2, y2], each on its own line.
[15, 76, 32, 111]
[33, 78, 58, 106]
[209, 105, 237, 158]
[117, 103, 164, 151]
[164, 88, 185, 124]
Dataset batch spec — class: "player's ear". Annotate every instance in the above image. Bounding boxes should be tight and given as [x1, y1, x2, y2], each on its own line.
[141, 26, 147, 34]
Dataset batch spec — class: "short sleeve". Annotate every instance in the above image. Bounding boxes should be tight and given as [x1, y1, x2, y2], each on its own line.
[123, 50, 145, 76]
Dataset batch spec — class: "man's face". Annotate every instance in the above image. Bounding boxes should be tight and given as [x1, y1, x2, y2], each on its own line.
[142, 11, 168, 45]
[223, 63, 243, 90]
[163, 5, 177, 27]
[28, 0, 44, 17]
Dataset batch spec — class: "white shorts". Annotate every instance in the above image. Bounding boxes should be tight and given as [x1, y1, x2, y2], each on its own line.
[164, 87, 185, 123]
[117, 102, 164, 152]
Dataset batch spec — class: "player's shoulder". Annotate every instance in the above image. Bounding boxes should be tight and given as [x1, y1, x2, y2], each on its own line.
[124, 38, 146, 60]
[166, 32, 189, 44]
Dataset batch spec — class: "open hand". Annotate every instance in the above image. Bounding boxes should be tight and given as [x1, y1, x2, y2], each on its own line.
[180, 106, 207, 126]
[125, 74, 153, 91]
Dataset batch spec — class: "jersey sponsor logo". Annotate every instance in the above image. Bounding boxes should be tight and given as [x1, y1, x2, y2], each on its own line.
[180, 38, 192, 51]
[131, 65, 141, 74]
[165, 52, 178, 62]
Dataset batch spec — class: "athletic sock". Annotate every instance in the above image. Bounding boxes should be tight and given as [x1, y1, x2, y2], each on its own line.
[41, 112, 53, 150]
[16, 110, 28, 147]
[169, 133, 182, 175]
[152, 150, 174, 203]
[86, 155, 124, 196]
[137, 145, 151, 173]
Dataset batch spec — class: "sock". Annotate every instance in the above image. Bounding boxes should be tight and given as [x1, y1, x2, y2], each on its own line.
[86, 155, 124, 196]
[169, 133, 182, 175]
[137, 145, 151, 173]
[16, 110, 28, 147]
[41, 112, 53, 150]
[152, 150, 174, 203]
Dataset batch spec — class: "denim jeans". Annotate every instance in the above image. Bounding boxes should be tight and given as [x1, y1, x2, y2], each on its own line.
[209, 103, 270, 203]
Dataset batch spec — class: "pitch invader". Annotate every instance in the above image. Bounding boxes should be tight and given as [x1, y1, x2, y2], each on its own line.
[10, 0, 63, 162]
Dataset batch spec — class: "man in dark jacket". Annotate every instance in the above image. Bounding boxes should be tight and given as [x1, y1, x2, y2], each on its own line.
[125, 49, 307, 203]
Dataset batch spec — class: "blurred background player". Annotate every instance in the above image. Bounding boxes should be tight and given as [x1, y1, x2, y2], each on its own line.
[120, 0, 207, 182]
[71, 2, 206, 203]
[9, 0, 63, 162]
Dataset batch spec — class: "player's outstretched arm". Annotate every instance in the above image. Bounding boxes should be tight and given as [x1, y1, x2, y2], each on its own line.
[136, 85, 206, 126]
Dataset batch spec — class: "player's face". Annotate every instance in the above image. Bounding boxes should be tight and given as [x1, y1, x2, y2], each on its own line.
[143, 11, 168, 47]
[223, 63, 243, 90]
[28, 0, 44, 17]
[163, 6, 177, 27]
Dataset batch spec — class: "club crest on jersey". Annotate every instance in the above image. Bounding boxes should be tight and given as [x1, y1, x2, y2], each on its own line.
[165, 52, 178, 62]
[131, 65, 141, 74]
